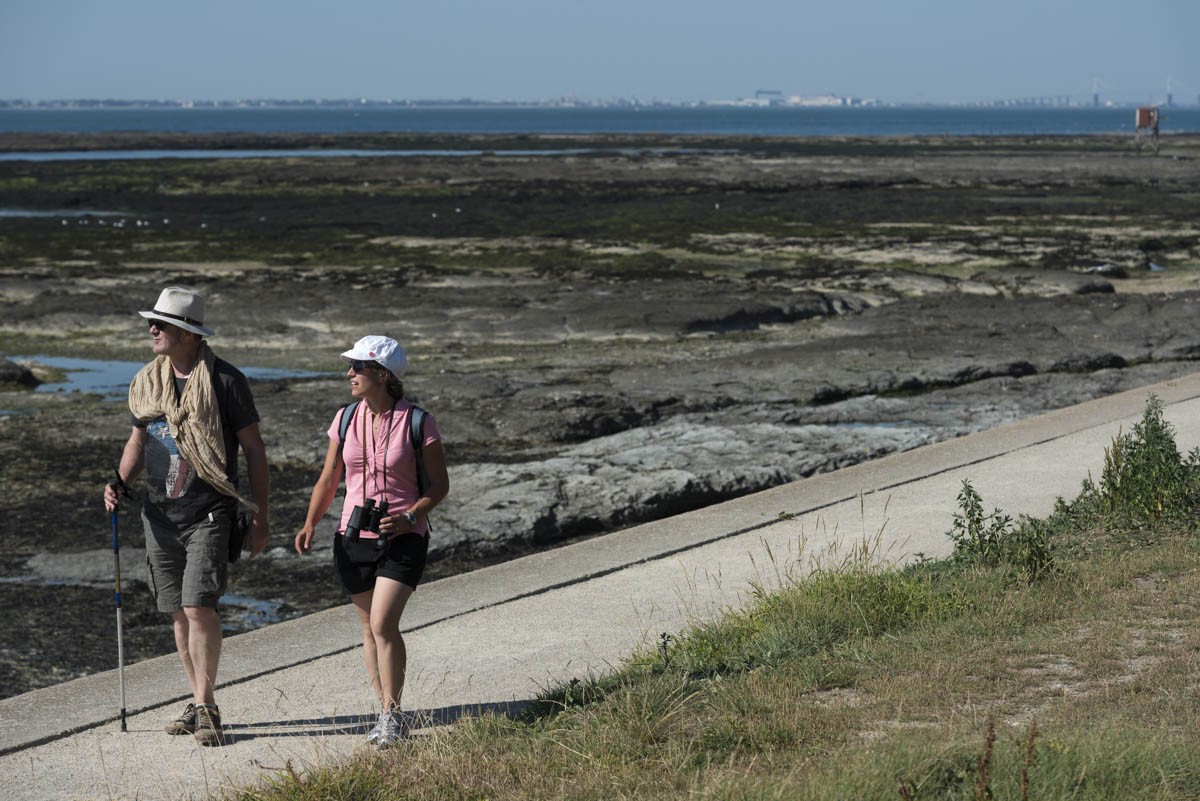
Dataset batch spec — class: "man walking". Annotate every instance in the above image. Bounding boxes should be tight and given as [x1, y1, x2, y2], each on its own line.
[103, 287, 270, 746]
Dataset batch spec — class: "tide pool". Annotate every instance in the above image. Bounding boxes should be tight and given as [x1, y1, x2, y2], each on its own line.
[11, 355, 330, 401]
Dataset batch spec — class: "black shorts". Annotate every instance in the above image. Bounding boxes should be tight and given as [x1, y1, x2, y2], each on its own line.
[333, 532, 428, 595]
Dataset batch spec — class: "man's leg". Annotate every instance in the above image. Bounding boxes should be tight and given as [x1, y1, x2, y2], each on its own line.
[171, 610, 197, 694]
[147, 515, 200, 733]
[178, 508, 230, 706]
[182, 606, 222, 705]
[174, 510, 230, 745]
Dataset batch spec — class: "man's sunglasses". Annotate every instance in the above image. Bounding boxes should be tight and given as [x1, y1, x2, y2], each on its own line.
[349, 360, 379, 373]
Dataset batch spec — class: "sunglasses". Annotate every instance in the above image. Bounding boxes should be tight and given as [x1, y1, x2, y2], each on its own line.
[349, 360, 380, 373]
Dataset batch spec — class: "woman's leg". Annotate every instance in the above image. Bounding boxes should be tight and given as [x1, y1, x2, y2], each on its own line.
[369, 577, 415, 710]
[349, 589, 382, 704]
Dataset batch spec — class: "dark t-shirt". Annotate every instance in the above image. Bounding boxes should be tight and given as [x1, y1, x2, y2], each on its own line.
[132, 358, 260, 527]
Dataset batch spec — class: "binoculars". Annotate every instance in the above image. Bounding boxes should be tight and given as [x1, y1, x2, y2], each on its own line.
[345, 499, 388, 550]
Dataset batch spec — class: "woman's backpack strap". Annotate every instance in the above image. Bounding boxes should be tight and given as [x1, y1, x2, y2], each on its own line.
[336, 400, 360, 461]
[410, 405, 428, 496]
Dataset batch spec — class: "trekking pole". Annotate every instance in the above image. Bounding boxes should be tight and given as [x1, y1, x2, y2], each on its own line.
[109, 468, 132, 733]
[110, 507, 127, 732]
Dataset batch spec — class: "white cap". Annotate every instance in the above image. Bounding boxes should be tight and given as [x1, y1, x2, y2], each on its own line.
[340, 335, 407, 377]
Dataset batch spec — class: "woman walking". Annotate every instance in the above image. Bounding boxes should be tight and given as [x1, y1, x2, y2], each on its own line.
[294, 335, 449, 747]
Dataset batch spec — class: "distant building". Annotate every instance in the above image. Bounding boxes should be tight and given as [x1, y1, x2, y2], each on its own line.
[782, 94, 846, 107]
[705, 93, 874, 108]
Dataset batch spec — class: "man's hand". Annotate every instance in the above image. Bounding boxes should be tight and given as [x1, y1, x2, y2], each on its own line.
[246, 516, 270, 559]
[103, 480, 123, 513]
[105, 463, 139, 513]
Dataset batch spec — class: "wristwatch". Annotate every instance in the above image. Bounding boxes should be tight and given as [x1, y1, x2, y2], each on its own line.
[402, 510, 417, 526]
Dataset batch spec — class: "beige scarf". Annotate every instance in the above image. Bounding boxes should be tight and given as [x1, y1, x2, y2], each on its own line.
[128, 343, 257, 512]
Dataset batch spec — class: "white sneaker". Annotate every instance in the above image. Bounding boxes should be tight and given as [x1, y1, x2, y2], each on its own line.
[374, 710, 406, 748]
[366, 711, 386, 744]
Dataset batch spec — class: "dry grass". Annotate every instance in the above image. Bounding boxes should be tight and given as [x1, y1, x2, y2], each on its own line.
[229, 533, 1200, 801]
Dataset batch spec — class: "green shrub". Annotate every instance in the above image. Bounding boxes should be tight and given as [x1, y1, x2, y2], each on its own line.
[948, 479, 1055, 582]
[1097, 394, 1200, 531]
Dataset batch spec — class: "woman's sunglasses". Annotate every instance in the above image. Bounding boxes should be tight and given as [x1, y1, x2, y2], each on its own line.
[349, 360, 379, 373]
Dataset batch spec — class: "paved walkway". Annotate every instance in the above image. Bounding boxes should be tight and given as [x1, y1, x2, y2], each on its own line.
[4, 373, 1200, 800]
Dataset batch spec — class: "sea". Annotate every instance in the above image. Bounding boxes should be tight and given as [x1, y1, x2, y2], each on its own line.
[2, 105, 1199, 140]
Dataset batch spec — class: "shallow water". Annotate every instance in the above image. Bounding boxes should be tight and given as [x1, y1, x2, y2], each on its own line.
[220, 593, 298, 631]
[10, 354, 332, 402]
[0, 208, 128, 217]
[0, 146, 708, 163]
[0, 572, 292, 629]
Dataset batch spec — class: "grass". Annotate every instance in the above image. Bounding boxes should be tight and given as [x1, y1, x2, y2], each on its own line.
[228, 396, 1200, 800]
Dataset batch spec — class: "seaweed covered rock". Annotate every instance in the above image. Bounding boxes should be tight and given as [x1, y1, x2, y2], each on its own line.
[0, 358, 40, 389]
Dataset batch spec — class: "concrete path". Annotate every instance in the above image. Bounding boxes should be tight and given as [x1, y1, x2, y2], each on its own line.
[4, 372, 1200, 800]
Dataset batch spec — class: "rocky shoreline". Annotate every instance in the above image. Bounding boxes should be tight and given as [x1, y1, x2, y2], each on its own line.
[2, 132, 1199, 698]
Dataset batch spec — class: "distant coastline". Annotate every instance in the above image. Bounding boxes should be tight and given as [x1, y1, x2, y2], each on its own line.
[1, 96, 1193, 111]
[4, 97, 1195, 112]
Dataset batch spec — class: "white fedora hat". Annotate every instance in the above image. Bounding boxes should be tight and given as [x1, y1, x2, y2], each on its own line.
[138, 287, 215, 337]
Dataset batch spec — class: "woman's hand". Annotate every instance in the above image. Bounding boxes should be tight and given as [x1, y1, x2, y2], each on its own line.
[294, 525, 315, 555]
[379, 510, 417, 539]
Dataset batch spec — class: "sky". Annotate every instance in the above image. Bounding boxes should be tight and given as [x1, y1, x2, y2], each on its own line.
[2, 0, 1197, 105]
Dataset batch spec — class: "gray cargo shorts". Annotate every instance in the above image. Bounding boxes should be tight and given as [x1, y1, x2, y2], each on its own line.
[143, 507, 231, 612]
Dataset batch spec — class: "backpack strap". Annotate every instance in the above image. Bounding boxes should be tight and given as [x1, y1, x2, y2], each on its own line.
[410, 404, 430, 500]
[410, 407, 434, 532]
[335, 400, 360, 462]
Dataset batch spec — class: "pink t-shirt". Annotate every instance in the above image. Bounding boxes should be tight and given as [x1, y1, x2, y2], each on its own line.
[328, 400, 441, 538]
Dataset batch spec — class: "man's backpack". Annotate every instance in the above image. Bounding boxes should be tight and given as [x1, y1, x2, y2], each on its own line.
[337, 400, 431, 497]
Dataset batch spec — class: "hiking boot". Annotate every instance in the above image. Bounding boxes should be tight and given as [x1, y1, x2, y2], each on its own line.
[193, 704, 225, 747]
[165, 702, 196, 735]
